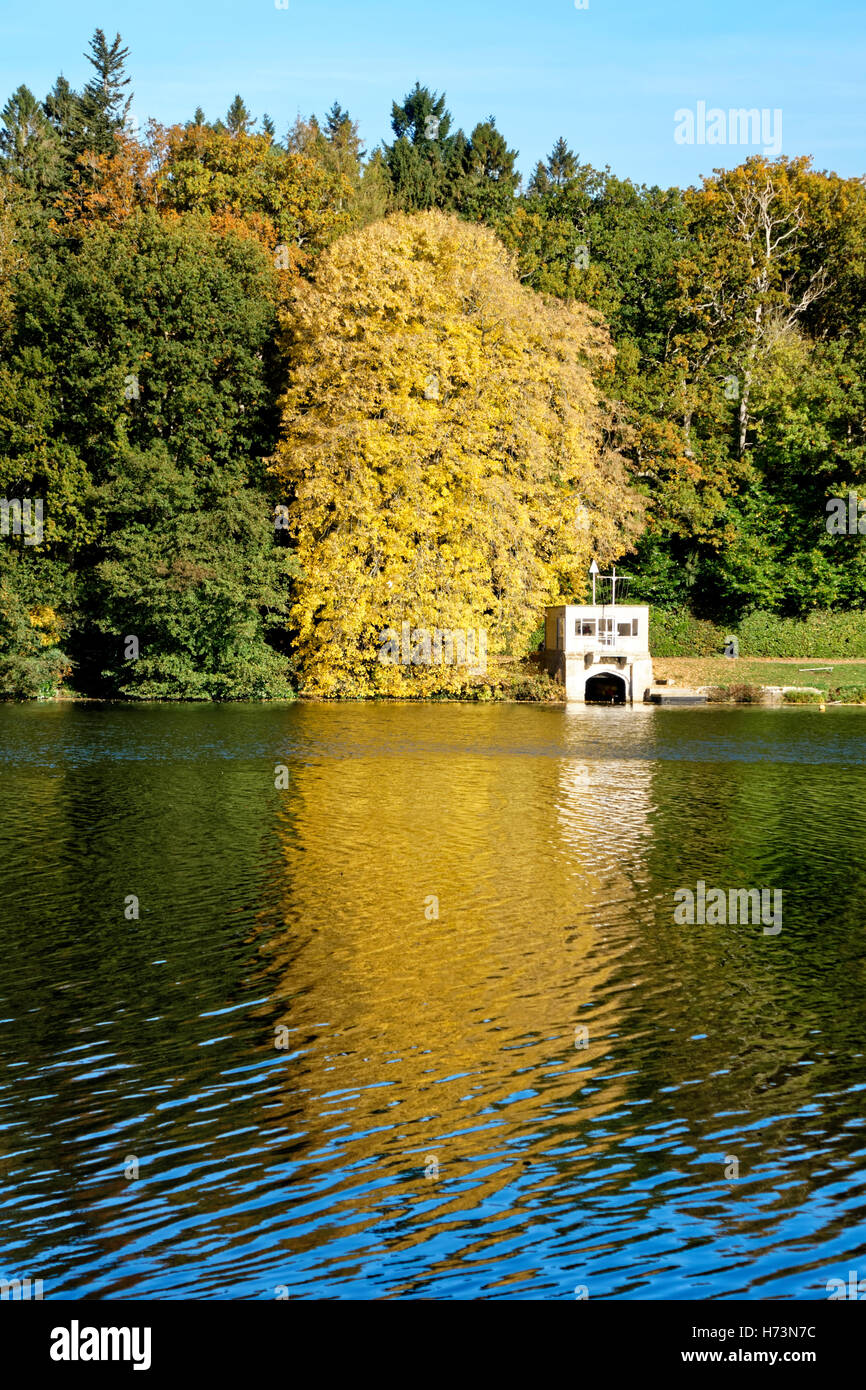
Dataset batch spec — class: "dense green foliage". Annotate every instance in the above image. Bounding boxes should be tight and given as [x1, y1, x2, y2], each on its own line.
[650, 608, 866, 657]
[736, 610, 866, 658]
[0, 34, 864, 697]
[648, 609, 728, 658]
[1, 199, 295, 696]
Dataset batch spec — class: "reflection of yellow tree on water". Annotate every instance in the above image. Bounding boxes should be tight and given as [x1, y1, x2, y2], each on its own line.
[249, 706, 655, 1287]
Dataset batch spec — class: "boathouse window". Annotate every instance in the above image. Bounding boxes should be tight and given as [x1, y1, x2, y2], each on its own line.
[577, 619, 596, 636]
[632, 618, 639, 636]
[617, 621, 632, 638]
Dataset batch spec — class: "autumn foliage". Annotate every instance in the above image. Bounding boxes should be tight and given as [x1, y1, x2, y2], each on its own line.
[2, 29, 864, 698]
[271, 212, 642, 695]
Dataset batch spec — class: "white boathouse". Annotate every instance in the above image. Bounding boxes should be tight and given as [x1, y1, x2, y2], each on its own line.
[544, 564, 653, 704]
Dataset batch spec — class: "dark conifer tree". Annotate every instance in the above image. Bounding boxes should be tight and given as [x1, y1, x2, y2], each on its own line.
[0, 85, 62, 191]
[384, 84, 458, 210]
[77, 29, 133, 154]
[225, 95, 254, 136]
[546, 136, 578, 188]
[452, 117, 519, 222]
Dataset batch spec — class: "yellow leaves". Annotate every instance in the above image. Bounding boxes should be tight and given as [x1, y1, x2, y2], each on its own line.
[28, 606, 64, 648]
[159, 125, 353, 279]
[272, 211, 642, 695]
[50, 122, 353, 300]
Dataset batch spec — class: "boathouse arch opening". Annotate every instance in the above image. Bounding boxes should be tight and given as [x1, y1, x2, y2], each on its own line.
[585, 671, 627, 704]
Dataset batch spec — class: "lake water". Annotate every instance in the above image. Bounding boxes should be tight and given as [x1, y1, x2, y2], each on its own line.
[0, 702, 864, 1300]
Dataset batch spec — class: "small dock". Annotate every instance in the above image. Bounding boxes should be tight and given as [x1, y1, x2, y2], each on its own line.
[645, 686, 707, 706]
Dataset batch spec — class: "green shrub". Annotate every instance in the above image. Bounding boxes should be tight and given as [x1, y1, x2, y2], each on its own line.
[0, 562, 73, 699]
[783, 689, 822, 704]
[736, 610, 866, 658]
[830, 684, 866, 704]
[509, 670, 560, 701]
[648, 607, 866, 659]
[649, 608, 725, 657]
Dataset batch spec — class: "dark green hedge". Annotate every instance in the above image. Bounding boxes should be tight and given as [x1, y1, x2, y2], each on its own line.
[649, 608, 866, 658]
[648, 609, 726, 656]
[736, 611, 866, 657]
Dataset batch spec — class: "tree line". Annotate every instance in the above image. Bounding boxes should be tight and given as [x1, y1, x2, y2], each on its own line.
[0, 29, 864, 696]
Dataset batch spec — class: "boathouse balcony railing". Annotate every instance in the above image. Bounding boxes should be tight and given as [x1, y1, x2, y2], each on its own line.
[571, 626, 646, 654]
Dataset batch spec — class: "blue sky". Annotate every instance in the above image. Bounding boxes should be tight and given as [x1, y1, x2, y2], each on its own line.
[1, 0, 863, 189]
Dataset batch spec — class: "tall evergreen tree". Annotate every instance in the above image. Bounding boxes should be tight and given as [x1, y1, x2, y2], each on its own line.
[42, 75, 83, 178]
[0, 85, 62, 191]
[384, 83, 459, 210]
[319, 102, 364, 187]
[453, 118, 519, 223]
[546, 136, 578, 188]
[225, 95, 254, 136]
[77, 29, 133, 154]
[527, 160, 550, 195]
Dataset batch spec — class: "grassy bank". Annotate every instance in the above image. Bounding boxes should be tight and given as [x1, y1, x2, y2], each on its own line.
[653, 657, 866, 702]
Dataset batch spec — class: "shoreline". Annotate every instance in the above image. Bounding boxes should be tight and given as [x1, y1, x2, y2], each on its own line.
[5, 656, 866, 707]
[5, 692, 866, 708]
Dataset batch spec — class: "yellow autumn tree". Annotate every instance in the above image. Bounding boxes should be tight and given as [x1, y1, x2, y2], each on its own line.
[271, 211, 643, 696]
[159, 124, 352, 277]
[51, 123, 353, 286]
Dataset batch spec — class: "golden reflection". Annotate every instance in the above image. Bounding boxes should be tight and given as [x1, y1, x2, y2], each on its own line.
[244, 707, 656, 1280]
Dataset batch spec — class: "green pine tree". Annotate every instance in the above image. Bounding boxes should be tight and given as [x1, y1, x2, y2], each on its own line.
[77, 29, 133, 154]
[0, 86, 62, 192]
[546, 137, 578, 188]
[225, 95, 254, 136]
[384, 84, 458, 210]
